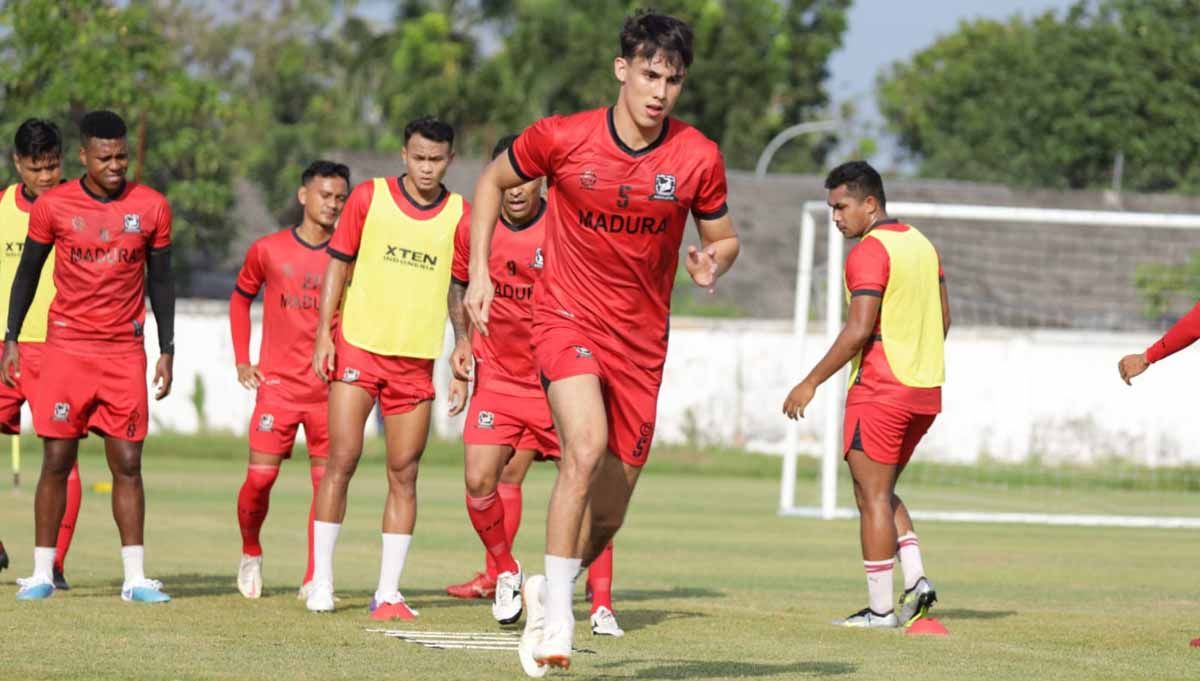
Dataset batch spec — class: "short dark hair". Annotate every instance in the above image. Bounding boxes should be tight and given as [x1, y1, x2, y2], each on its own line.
[301, 160, 350, 187]
[79, 110, 127, 144]
[491, 134, 519, 161]
[620, 9, 694, 70]
[824, 161, 886, 209]
[13, 118, 62, 160]
[403, 116, 454, 148]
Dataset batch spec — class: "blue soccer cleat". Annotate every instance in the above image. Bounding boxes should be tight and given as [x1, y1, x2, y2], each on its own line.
[16, 577, 55, 601]
[121, 578, 171, 603]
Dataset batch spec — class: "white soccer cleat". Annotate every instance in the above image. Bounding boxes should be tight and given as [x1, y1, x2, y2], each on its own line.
[590, 606, 625, 637]
[492, 561, 523, 625]
[305, 580, 335, 613]
[237, 554, 263, 599]
[517, 574, 548, 678]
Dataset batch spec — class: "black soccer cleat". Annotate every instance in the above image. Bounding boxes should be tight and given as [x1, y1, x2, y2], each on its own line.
[53, 567, 70, 591]
[0, 541, 9, 572]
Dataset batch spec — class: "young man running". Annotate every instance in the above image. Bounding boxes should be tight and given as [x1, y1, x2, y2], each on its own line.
[465, 12, 739, 673]
[307, 117, 470, 619]
[447, 136, 623, 636]
[783, 161, 948, 629]
[3, 110, 175, 603]
[0, 118, 82, 590]
[230, 160, 350, 599]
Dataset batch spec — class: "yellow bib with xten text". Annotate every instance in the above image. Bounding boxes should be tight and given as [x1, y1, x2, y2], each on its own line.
[341, 178, 460, 358]
[0, 184, 56, 343]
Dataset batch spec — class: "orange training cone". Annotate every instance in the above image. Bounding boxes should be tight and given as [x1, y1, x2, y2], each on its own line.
[905, 617, 949, 636]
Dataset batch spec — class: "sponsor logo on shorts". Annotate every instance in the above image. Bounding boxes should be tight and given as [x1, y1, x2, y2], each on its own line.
[123, 214, 142, 233]
[632, 421, 654, 460]
[257, 414, 274, 432]
[477, 411, 495, 429]
[651, 173, 677, 201]
[126, 412, 140, 439]
[52, 402, 70, 422]
[341, 367, 360, 383]
[574, 345, 592, 359]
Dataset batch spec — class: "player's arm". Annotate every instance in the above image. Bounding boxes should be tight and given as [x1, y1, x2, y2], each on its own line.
[687, 213, 740, 292]
[147, 246, 176, 399]
[0, 236, 53, 387]
[783, 294, 881, 419]
[313, 258, 349, 383]
[230, 242, 266, 390]
[941, 281, 951, 338]
[448, 279, 473, 381]
[1120, 299, 1200, 385]
[465, 152, 529, 335]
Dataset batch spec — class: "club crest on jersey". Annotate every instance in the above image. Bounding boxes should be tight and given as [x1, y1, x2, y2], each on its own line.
[477, 411, 495, 429]
[574, 345, 593, 359]
[651, 174, 677, 201]
[579, 170, 597, 190]
[123, 214, 142, 233]
[53, 402, 70, 422]
[257, 414, 274, 432]
[531, 247, 544, 270]
[341, 367, 360, 383]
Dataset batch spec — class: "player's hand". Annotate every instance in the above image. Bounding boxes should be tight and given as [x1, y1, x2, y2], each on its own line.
[782, 381, 817, 420]
[313, 331, 336, 383]
[236, 363, 265, 390]
[450, 338, 474, 381]
[464, 277, 495, 336]
[1118, 352, 1150, 385]
[686, 244, 720, 293]
[0, 341, 20, 388]
[154, 354, 174, 400]
[448, 378, 469, 417]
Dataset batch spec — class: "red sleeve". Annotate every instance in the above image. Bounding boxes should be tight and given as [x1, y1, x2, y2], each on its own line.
[328, 180, 374, 261]
[451, 203, 471, 284]
[27, 195, 55, 245]
[229, 292, 253, 365]
[845, 238, 889, 296]
[1146, 301, 1200, 363]
[509, 116, 560, 182]
[152, 197, 173, 250]
[692, 146, 729, 220]
[234, 239, 265, 298]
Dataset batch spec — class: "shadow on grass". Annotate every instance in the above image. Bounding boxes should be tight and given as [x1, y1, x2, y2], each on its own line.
[595, 658, 856, 679]
[606, 607, 705, 633]
[936, 608, 1016, 621]
[611, 586, 725, 602]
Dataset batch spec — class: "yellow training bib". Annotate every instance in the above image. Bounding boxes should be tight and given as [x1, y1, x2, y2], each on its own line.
[0, 184, 56, 343]
[341, 178, 461, 358]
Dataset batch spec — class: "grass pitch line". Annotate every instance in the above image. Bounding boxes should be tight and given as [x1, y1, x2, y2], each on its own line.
[369, 629, 520, 651]
[369, 629, 520, 640]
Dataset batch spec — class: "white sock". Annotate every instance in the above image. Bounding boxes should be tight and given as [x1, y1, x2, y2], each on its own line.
[374, 533, 412, 603]
[312, 521, 341, 587]
[33, 546, 55, 582]
[864, 558, 895, 615]
[121, 545, 146, 585]
[544, 554, 582, 632]
[897, 532, 925, 590]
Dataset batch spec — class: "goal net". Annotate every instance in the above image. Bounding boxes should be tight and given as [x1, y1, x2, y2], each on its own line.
[779, 200, 1200, 529]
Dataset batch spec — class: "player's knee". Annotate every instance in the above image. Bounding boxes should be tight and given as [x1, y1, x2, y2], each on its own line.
[109, 457, 142, 479]
[385, 458, 420, 492]
[464, 468, 497, 497]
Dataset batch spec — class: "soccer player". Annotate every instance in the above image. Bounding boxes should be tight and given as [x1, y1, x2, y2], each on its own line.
[306, 117, 470, 619]
[1118, 303, 1200, 383]
[2, 110, 175, 603]
[782, 161, 948, 629]
[0, 119, 82, 591]
[447, 135, 624, 636]
[230, 160, 350, 599]
[464, 12, 739, 673]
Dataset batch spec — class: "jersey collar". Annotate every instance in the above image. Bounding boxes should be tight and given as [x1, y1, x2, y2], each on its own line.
[290, 225, 331, 250]
[606, 107, 670, 158]
[79, 176, 128, 204]
[500, 198, 547, 233]
[397, 174, 448, 211]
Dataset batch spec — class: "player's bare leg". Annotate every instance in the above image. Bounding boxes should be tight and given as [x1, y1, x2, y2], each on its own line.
[307, 381, 374, 612]
[450, 446, 533, 601]
[299, 453, 326, 598]
[236, 450, 283, 599]
[577, 454, 636, 638]
[104, 437, 168, 602]
[462, 442, 526, 622]
[840, 449, 900, 627]
[369, 402, 431, 620]
[17, 439, 77, 599]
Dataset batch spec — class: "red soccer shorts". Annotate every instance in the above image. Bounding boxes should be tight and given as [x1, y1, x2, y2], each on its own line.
[843, 401, 937, 466]
[249, 396, 329, 458]
[463, 385, 560, 459]
[0, 342, 45, 434]
[532, 313, 659, 467]
[334, 328, 434, 416]
[34, 343, 148, 442]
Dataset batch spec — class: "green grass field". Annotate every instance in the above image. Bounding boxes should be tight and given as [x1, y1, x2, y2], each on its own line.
[0, 433, 1196, 680]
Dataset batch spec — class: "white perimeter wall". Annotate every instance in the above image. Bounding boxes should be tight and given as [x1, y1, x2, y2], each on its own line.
[85, 302, 1197, 466]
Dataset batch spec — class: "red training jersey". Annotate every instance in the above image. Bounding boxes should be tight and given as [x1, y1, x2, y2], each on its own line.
[1145, 300, 1200, 363]
[843, 221, 944, 414]
[27, 179, 171, 351]
[328, 175, 471, 262]
[452, 199, 551, 397]
[234, 227, 331, 405]
[508, 107, 728, 371]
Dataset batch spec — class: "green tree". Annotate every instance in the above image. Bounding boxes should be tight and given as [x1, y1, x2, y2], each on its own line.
[0, 0, 237, 285]
[878, 0, 1200, 193]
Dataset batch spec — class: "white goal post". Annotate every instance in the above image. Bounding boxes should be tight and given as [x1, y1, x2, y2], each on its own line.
[778, 200, 1200, 529]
